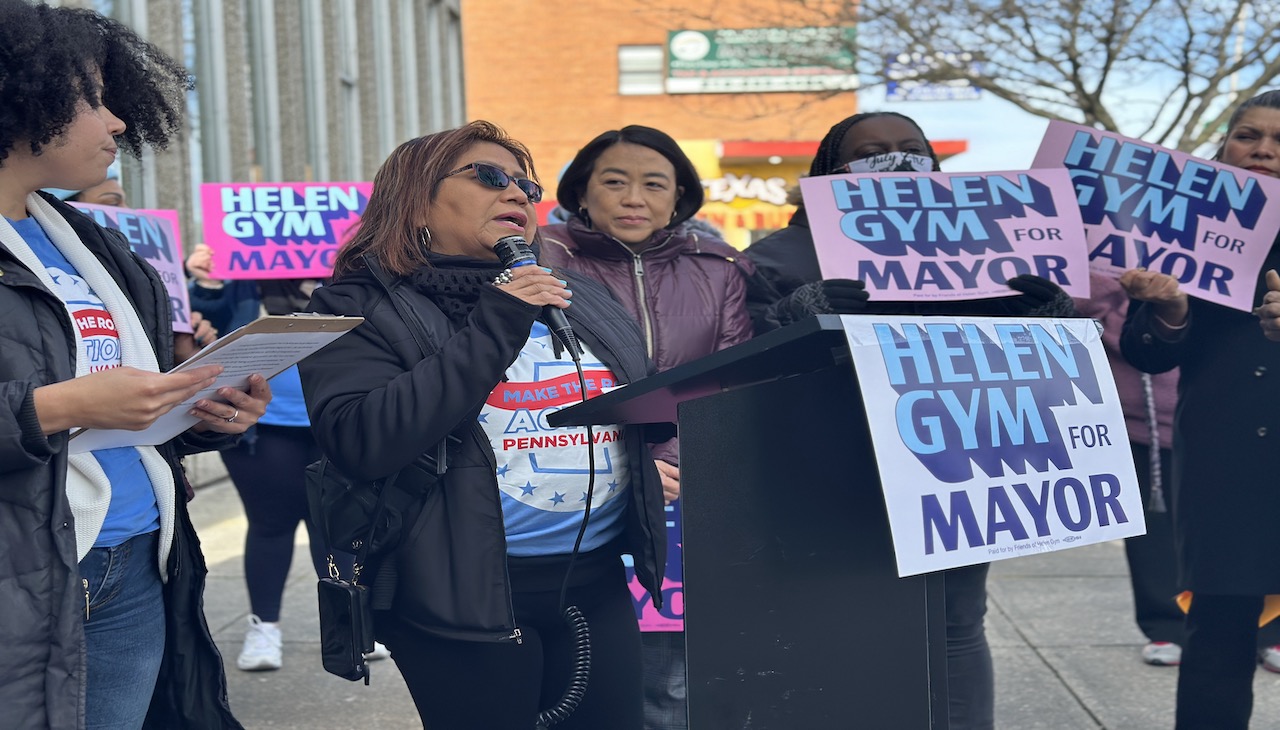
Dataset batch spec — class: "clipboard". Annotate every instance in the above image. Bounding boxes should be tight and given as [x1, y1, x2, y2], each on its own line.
[69, 314, 363, 454]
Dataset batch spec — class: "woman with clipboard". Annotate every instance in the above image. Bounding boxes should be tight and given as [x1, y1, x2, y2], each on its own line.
[0, 2, 271, 727]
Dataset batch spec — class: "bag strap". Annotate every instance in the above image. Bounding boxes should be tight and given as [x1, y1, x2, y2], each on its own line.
[363, 253, 437, 360]
[349, 468, 400, 585]
[323, 254, 449, 583]
[362, 253, 454, 476]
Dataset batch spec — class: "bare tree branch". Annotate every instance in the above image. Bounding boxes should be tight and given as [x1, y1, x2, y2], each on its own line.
[654, 0, 1280, 152]
[849, 0, 1280, 151]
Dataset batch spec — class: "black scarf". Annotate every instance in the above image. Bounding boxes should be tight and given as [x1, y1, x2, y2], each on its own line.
[407, 254, 506, 330]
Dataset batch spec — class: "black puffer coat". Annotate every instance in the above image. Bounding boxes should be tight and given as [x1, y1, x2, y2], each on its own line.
[0, 194, 239, 729]
[301, 258, 668, 641]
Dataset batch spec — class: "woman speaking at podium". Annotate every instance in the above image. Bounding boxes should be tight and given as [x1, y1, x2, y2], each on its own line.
[301, 121, 669, 729]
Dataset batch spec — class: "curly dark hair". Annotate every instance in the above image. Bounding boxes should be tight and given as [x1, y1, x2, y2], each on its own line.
[0, 1, 192, 165]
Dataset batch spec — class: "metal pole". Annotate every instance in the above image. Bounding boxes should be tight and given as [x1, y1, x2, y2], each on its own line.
[426, 0, 444, 132]
[117, 0, 159, 208]
[301, 0, 330, 181]
[337, 0, 363, 180]
[248, 0, 283, 180]
[373, 0, 397, 157]
[195, 0, 232, 182]
[445, 2, 464, 126]
[398, 0, 421, 137]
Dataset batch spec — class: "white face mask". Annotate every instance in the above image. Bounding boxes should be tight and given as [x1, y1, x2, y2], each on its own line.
[842, 151, 934, 174]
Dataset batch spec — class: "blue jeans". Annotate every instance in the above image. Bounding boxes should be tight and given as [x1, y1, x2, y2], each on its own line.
[79, 531, 166, 730]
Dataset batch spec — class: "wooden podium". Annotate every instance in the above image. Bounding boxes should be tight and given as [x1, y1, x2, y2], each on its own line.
[550, 315, 948, 729]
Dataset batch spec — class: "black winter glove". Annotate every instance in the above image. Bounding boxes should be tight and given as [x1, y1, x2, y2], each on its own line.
[1003, 274, 1077, 318]
[767, 278, 870, 329]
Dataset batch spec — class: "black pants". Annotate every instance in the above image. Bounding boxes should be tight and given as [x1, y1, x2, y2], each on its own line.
[1175, 594, 1265, 729]
[1130, 444, 1280, 649]
[221, 424, 326, 622]
[945, 562, 993, 730]
[389, 555, 642, 730]
[1125, 443, 1187, 644]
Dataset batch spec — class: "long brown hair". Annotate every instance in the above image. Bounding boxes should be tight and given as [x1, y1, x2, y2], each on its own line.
[332, 120, 539, 278]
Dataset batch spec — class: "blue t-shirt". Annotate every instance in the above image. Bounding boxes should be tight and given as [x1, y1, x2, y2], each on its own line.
[481, 322, 630, 557]
[11, 216, 160, 546]
[260, 365, 308, 427]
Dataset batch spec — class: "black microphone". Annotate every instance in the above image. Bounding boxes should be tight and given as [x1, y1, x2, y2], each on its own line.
[493, 235, 580, 357]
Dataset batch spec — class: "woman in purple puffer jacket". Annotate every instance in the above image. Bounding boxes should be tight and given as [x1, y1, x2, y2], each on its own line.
[540, 126, 753, 371]
[539, 124, 753, 730]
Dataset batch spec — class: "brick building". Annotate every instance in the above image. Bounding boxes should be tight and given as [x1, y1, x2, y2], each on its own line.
[461, 1, 964, 248]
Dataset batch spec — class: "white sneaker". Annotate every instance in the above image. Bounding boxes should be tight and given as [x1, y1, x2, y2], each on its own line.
[364, 641, 391, 662]
[1261, 645, 1280, 674]
[236, 615, 282, 671]
[1141, 641, 1182, 666]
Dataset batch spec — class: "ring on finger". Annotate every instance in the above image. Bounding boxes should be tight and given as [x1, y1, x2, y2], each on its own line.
[225, 408, 239, 424]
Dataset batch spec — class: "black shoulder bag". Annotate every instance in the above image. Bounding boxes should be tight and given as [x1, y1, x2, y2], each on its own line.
[309, 255, 452, 683]
[316, 468, 400, 684]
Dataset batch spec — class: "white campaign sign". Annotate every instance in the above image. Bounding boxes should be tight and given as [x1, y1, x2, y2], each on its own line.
[842, 315, 1144, 576]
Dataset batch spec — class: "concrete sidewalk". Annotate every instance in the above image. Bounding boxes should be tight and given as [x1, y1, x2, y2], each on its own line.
[189, 476, 1280, 729]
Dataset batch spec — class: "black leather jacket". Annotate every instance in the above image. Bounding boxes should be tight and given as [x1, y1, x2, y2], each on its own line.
[301, 261, 668, 641]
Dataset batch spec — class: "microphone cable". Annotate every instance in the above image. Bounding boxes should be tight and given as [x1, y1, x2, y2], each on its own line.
[534, 326, 596, 729]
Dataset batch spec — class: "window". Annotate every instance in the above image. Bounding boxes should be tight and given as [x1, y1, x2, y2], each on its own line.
[618, 45, 664, 96]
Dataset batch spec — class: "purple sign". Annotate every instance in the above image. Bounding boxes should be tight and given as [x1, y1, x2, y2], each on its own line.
[626, 500, 683, 632]
[201, 182, 370, 280]
[802, 169, 1090, 301]
[72, 204, 192, 334]
[1033, 121, 1280, 312]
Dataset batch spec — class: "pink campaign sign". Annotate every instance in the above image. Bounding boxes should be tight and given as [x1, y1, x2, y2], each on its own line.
[200, 182, 370, 280]
[1033, 121, 1280, 312]
[71, 204, 193, 334]
[626, 500, 683, 632]
[801, 169, 1090, 301]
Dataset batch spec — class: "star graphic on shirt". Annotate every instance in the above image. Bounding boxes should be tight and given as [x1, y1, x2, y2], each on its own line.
[520, 481, 536, 496]
[496, 463, 511, 477]
[607, 480, 619, 492]
[549, 492, 566, 505]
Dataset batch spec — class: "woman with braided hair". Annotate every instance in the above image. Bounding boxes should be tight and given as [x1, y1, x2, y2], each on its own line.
[744, 110, 1077, 730]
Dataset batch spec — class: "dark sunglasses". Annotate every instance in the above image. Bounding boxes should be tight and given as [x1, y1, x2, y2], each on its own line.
[440, 162, 543, 203]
